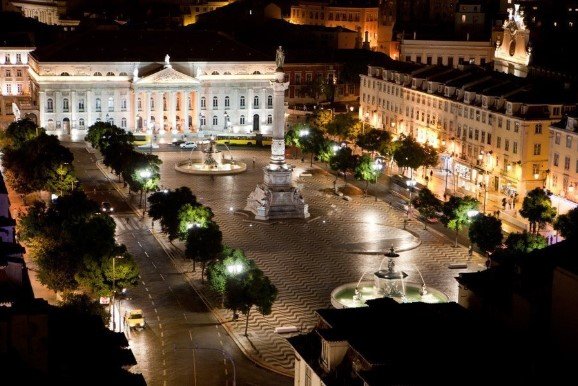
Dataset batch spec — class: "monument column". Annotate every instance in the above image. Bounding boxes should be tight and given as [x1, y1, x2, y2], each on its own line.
[245, 46, 309, 220]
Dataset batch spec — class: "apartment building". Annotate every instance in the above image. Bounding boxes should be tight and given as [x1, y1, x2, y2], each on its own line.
[400, 38, 494, 68]
[549, 114, 578, 203]
[359, 61, 575, 198]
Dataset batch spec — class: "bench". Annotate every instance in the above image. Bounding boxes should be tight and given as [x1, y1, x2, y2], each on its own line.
[448, 264, 468, 269]
[343, 195, 352, 201]
[300, 173, 312, 177]
[274, 326, 299, 334]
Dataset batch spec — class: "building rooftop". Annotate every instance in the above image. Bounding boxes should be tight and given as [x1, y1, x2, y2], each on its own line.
[31, 29, 270, 63]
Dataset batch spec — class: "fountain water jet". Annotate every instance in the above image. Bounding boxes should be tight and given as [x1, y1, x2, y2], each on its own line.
[175, 136, 247, 176]
[331, 246, 449, 308]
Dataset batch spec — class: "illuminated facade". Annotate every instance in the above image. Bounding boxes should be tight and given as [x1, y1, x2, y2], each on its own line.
[20, 30, 280, 136]
[182, 0, 231, 25]
[359, 63, 572, 197]
[549, 114, 578, 203]
[494, 4, 531, 78]
[289, 1, 380, 50]
[9, 0, 79, 27]
[0, 44, 35, 128]
[400, 38, 494, 68]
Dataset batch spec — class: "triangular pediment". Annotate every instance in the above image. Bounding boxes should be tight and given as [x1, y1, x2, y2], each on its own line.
[136, 67, 199, 85]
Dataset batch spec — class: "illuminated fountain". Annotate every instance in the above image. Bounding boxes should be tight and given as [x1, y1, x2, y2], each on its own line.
[175, 136, 246, 176]
[331, 246, 449, 308]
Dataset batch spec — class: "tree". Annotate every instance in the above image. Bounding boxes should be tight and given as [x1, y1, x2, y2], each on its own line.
[85, 121, 115, 149]
[519, 188, 557, 233]
[392, 135, 439, 177]
[504, 231, 547, 254]
[45, 163, 77, 196]
[0, 118, 42, 150]
[316, 139, 336, 166]
[356, 128, 392, 157]
[468, 214, 503, 258]
[148, 187, 198, 241]
[412, 188, 443, 229]
[329, 146, 357, 186]
[554, 207, 578, 242]
[300, 127, 325, 166]
[122, 152, 161, 201]
[354, 155, 379, 196]
[223, 263, 277, 336]
[177, 204, 214, 240]
[185, 221, 223, 280]
[307, 109, 333, 133]
[441, 195, 479, 247]
[326, 112, 361, 141]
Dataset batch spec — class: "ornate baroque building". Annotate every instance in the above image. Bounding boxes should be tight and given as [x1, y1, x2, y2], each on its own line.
[22, 30, 280, 136]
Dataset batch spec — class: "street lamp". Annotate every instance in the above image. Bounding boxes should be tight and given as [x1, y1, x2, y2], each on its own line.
[139, 169, 152, 218]
[466, 210, 479, 258]
[111, 254, 125, 332]
[373, 161, 383, 202]
[406, 177, 417, 220]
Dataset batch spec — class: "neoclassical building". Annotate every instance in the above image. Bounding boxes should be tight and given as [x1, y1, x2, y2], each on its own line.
[23, 29, 280, 136]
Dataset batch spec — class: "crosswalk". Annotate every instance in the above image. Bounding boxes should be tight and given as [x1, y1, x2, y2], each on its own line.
[113, 215, 150, 234]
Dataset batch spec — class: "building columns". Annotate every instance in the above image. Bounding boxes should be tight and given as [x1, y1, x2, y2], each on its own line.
[183, 90, 190, 134]
[170, 91, 177, 133]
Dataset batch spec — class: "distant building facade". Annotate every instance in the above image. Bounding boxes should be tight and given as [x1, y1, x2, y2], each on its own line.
[0, 43, 35, 129]
[359, 62, 575, 198]
[183, 0, 231, 25]
[8, 0, 79, 28]
[400, 38, 494, 67]
[22, 30, 281, 136]
[548, 114, 578, 202]
[494, 3, 531, 77]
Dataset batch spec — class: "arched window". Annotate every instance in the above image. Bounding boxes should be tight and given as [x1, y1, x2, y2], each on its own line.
[224, 96, 230, 108]
[121, 117, 127, 128]
[212, 115, 218, 125]
[79, 118, 85, 127]
[47, 98, 54, 112]
[108, 117, 114, 125]
[121, 98, 127, 110]
[108, 97, 114, 111]
[267, 114, 272, 124]
[267, 95, 273, 108]
[176, 98, 181, 111]
[137, 98, 142, 111]
[224, 72, 231, 75]
[150, 97, 155, 110]
[94, 72, 102, 76]
[201, 97, 206, 109]
[119, 72, 128, 76]
[62, 98, 69, 111]
[200, 115, 206, 126]
[95, 98, 101, 112]
[78, 99, 85, 111]
[106, 72, 115, 76]
[240, 115, 245, 125]
[253, 96, 259, 108]
[211, 71, 219, 75]
[253, 71, 261, 75]
[60, 72, 70, 76]
[240, 96, 246, 108]
[213, 96, 218, 108]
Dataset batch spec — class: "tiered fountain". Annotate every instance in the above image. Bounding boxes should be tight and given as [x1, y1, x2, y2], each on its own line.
[175, 135, 246, 175]
[331, 246, 449, 309]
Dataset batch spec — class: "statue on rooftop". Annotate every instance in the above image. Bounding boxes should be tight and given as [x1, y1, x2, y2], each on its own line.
[275, 46, 285, 69]
[165, 54, 170, 66]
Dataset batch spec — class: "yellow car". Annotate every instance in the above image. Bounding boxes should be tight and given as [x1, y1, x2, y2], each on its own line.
[124, 309, 145, 330]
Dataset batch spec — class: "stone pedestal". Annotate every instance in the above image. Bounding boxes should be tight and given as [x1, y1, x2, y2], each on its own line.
[246, 167, 309, 220]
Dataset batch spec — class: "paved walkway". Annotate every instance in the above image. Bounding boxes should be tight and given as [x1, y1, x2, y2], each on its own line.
[97, 150, 487, 376]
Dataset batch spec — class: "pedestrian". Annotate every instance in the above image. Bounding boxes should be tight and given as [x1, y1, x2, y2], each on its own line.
[508, 197, 513, 209]
[430, 170, 433, 178]
[126, 217, 130, 224]
[502, 197, 507, 210]
[513, 195, 518, 209]
[496, 210, 500, 218]
[547, 235, 551, 245]
[252, 156, 256, 168]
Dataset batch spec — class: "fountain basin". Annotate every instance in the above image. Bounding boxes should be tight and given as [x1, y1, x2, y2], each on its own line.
[175, 159, 247, 175]
[331, 280, 449, 309]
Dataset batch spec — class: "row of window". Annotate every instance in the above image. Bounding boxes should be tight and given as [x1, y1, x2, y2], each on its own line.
[2, 53, 24, 64]
[4, 69, 24, 78]
[405, 55, 487, 66]
[292, 9, 377, 22]
[553, 153, 578, 172]
[4, 84, 23, 95]
[554, 132, 576, 149]
[58, 70, 263, 77]
[200, 95, 273, 109]
[47, 97, 127, 113]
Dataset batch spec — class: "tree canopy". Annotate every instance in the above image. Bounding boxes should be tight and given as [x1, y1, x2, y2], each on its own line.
[468, 214, 503, 255]
[356, 128, 392, 157]
[392, 135, 438, 172]
[554, 207, 578, 242]
[441, 195, 479, 247]
[519, 188, 557, 233]
[148, 187, 198, 241]
[354, 154, 380, 196]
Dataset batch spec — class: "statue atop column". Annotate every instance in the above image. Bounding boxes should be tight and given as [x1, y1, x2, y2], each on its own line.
[164, 54, 171, 68]
[133, 66, 139, 81]
[275, 46, 285, 70]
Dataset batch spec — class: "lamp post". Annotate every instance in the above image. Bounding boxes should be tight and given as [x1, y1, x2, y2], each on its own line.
[111, 254, 125, 332]
[139, 169, 152, 218]
[373, 161, 383, 202]
[406, 170, 417, 220]
[466, 210, 479, 258]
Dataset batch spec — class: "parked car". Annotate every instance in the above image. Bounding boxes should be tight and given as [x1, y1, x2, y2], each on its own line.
[171, 139, 186, 146]
[124, 309, 145, 330]
[101, 201, 114, 213]
[179, 141, 198, 149]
